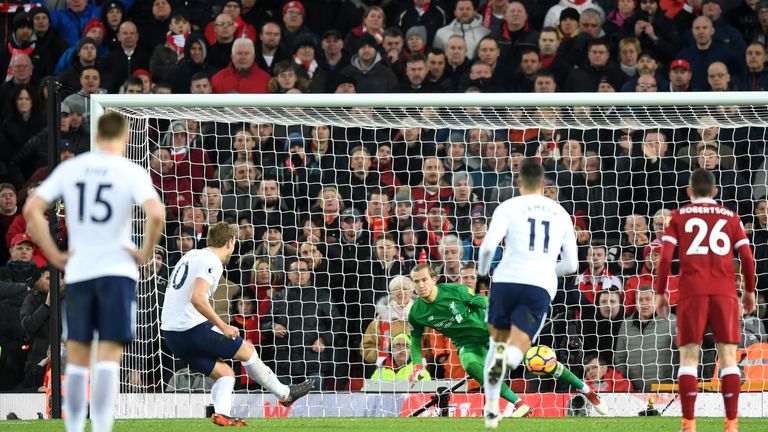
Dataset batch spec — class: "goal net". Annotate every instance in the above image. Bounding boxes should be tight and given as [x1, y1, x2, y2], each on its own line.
[91, 93, 768, 418]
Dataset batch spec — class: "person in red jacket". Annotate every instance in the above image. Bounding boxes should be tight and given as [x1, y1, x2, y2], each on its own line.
[211, 38, 271, 94]
[624, 238, 680, 315]
[583, 353, 632, 392]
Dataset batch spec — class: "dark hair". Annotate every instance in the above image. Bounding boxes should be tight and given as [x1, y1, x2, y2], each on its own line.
[383, 26, 403, 39]
[204, 180, 221, 191]
[518, 159, 545, 189]
[0, 183, 17, 195]
[190, 71, 210, 82]
[520, 46, 540, 57]
[427, 47, 445, 58]
[689, 168, 716, 197]
[586, 38, 609, 52]
[406, 52, 427, 65]
[7, 83, 38, 120]
[80, 65, 100, 78]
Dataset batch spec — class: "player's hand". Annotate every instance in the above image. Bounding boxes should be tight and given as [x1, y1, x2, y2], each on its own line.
[220, 324, 240, 339]
[47, 250, 69, 270]
[655, 294, 670, 319]
[273, 323, 287, 338]
[408, 364, 427, 383]
[742, 290, 756, 316]
[311, 338, 326, 353]
[126, 246, 154, 265]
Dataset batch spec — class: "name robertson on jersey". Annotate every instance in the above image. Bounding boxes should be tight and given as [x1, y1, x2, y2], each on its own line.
[680, 206, 734, 217]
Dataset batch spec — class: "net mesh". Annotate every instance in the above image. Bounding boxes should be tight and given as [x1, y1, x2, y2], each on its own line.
[109, 100, 767, 416]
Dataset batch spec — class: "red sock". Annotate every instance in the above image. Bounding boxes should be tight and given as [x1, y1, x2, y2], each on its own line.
[721, 372, 740, 420]
[678, 374, 698, 420]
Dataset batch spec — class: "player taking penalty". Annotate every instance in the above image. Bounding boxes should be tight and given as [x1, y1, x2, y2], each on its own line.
[477, 160, 607, 428]
[24, 112, 166, 432]
[407, 264, 532, 418]
[161, 222, 313, 427]
[655, 169, 756, 432]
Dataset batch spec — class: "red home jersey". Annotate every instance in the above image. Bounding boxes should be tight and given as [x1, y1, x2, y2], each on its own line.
[659, 198, 749, 299]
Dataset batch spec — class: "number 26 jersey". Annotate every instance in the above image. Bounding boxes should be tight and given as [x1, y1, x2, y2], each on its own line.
[662, 198, 749, 298]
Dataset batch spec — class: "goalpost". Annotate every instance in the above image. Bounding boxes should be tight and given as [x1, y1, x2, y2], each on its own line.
[86, 92, 767, 419]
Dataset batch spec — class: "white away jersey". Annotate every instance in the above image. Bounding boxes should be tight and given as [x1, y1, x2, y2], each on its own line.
[479, 194, 578, 298]
[35, 152, 159, 284]
[160, 248, 224, 332]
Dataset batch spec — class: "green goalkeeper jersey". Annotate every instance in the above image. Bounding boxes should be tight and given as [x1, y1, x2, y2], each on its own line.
[408, 283, 490, 365]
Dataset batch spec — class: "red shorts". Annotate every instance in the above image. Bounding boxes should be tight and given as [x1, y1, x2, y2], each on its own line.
[676, 295, 740, 346]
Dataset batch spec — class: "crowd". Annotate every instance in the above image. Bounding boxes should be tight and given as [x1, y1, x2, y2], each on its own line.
[0, 0, 767, 394]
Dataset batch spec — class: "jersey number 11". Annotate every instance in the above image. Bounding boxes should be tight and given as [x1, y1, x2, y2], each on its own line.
[527, 218, 551, 253]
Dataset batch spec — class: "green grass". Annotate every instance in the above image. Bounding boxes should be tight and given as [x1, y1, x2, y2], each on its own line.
[0, 417, 759, 432]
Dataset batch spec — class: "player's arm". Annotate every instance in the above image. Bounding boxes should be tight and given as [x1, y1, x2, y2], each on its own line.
[555, 214, 578, 276]
[132, 197, 165, 264]
[190, 276, 238, 338]
[23, 195, 67, 269]
[478, 205, 507, 276]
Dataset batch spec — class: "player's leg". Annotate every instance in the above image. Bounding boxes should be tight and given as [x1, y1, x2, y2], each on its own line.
[483, 282, 518, 428]
[460, 346, 529, 413]
[208, 361, 245, 425]
[544, 360, 606, 415]
[677, 295, 709, 432]
[232, 341, 294, 403]
[63, 280, 95, 432]
[91, 277, 138, 432]
[711, 295, 742, 432]
[716, 343, 739, 432]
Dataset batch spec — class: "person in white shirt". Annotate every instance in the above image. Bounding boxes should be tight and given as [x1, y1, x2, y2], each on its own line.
[161, 222, 312, 426]
[477, 159, 606, 428]
[24, 112, 165, 432]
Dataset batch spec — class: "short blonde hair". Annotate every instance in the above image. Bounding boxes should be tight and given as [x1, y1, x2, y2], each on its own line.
[389, 275, 414, 292]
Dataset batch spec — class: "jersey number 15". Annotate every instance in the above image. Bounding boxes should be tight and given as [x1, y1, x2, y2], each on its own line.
[75, 182, 113, 223]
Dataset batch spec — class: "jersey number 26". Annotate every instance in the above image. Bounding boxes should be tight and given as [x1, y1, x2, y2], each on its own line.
[684, 217, 730, 256]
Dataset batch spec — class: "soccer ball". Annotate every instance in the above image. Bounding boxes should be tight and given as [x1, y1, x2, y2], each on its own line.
[524, 345, 557, 376]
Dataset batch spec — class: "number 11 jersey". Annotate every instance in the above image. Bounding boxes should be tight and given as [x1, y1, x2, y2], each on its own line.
[483, 194, 577, 299]
[35, 152, 158, 284]
[662, 198, 749, 299]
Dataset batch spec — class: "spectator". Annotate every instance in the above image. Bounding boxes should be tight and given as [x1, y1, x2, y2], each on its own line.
[337, 207, 374, 353]
[221, 161, 260, 217]
[161, 120, 214, 193]
[148, 13, 191, 83]
[262, 257, 337, 388]
[401, 53, 439, 92]
[577, 243, 624, 305]
[370, 333, 430, 382]
[444, 35, 471, 82]
[695, 144, 752, 217]
[139, 0, 174, 52]
[651, 208, 671, 241]
[583, 151, 621, 240]
[0, 184, 18, 262]
[738, 285, 767, 349]
[625, 239, 681, 313]
[0, 54, 35, 120]
[345, 6, 386, 54]
[208, 14, 238, 70]
[622, 0, 680, 64]
[0, 13, 50, 83]
[741, 41, 768, 91]
[56, 37, 98, 91]
[618, 36, 640, 78]
[433, 0, 491, 59]
[255, 21, 287, 74]
[293, 36, 329, 93]
[199, 182, 223, 225]
[565, 38, 625, 91]
[298, 241, 341, 292]
[676, 16, 744, 91]
[369, 233, 408, 310]
[461, 206, 502, 266]
[668, 58, 693, 91]
[278, 133, 321, 213]
[398, 0, 448, 46]
[148, 145, 193, 221]
[544, 0, 605, 28]
[253, 217, 297, 273]
[495, 1, 540, 71]
[31, 6, 68, 66]
[580, 289, 626, 365]
[615, 285, 678, 391]
[362, 275, 414, 368]
[745, 196, 768, 292]
[100, 0, 125, 51]
[52, 18, 107, 76]
[280, 0, 318, 53]
[100, 21, 150, 93]
[188, 72, 212, 94]
[166, 33, 216, 94]
[0, 84, 45, 164]
[537, 28, 570, 87]
[633, 72, 658, 92]
[204, 0, 257, 46]
[606, 0, 637, 31]
[49, 0, 101, 47]
[318, 29, 349, 86]
[411, 156, 452, 219]
[583, 353, 632, 392]
[312, 186, 344, 243]
[404, 25, 428, 60]
[391, 124, 434, 187]
[450, 172, 479, 240]
[707, 61, 737, 90]
[434, 234, 462, 283]
[211, 38, 271, 94]
[19, 266, 51, 391]
[338, 146, 386, 212]
[340, 34, 399, 93]
[268, 61, 309, 93]
[686, 0, 746, 53]
[166, 224, 196, 269]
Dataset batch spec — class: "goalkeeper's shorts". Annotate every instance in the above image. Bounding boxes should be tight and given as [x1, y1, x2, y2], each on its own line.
[163, 321, 244, 376]
[486, 282, 549, 341]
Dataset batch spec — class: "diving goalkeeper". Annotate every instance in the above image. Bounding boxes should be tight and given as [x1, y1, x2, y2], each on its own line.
[407, 264, 603, 417]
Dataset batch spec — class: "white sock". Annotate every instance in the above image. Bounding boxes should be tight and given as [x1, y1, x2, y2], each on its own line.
[579, 383, 592, 394]
[211, 376, 235, 416]
[679, 366, 698, 378]
[505, 345, 524, 370]
[64, 364, 89, 432]
[483, 339, 504, 409]
[242, 351, 290, 400]
[90, 361, 119, 432]
[719, 366, 739, 378]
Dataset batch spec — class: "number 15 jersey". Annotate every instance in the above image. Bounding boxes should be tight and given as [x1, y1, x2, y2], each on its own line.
[36, 152, 158, 284]
[662, 198, 749, 299]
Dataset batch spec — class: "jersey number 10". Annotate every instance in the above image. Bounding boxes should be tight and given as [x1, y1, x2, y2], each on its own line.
[527, 218, 551, 253]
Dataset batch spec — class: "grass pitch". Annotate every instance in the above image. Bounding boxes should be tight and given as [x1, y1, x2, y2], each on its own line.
[0, 417, 762, 431]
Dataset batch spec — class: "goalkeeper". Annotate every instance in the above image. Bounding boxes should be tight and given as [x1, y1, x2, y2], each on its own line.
[408, 264, 594, 417]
